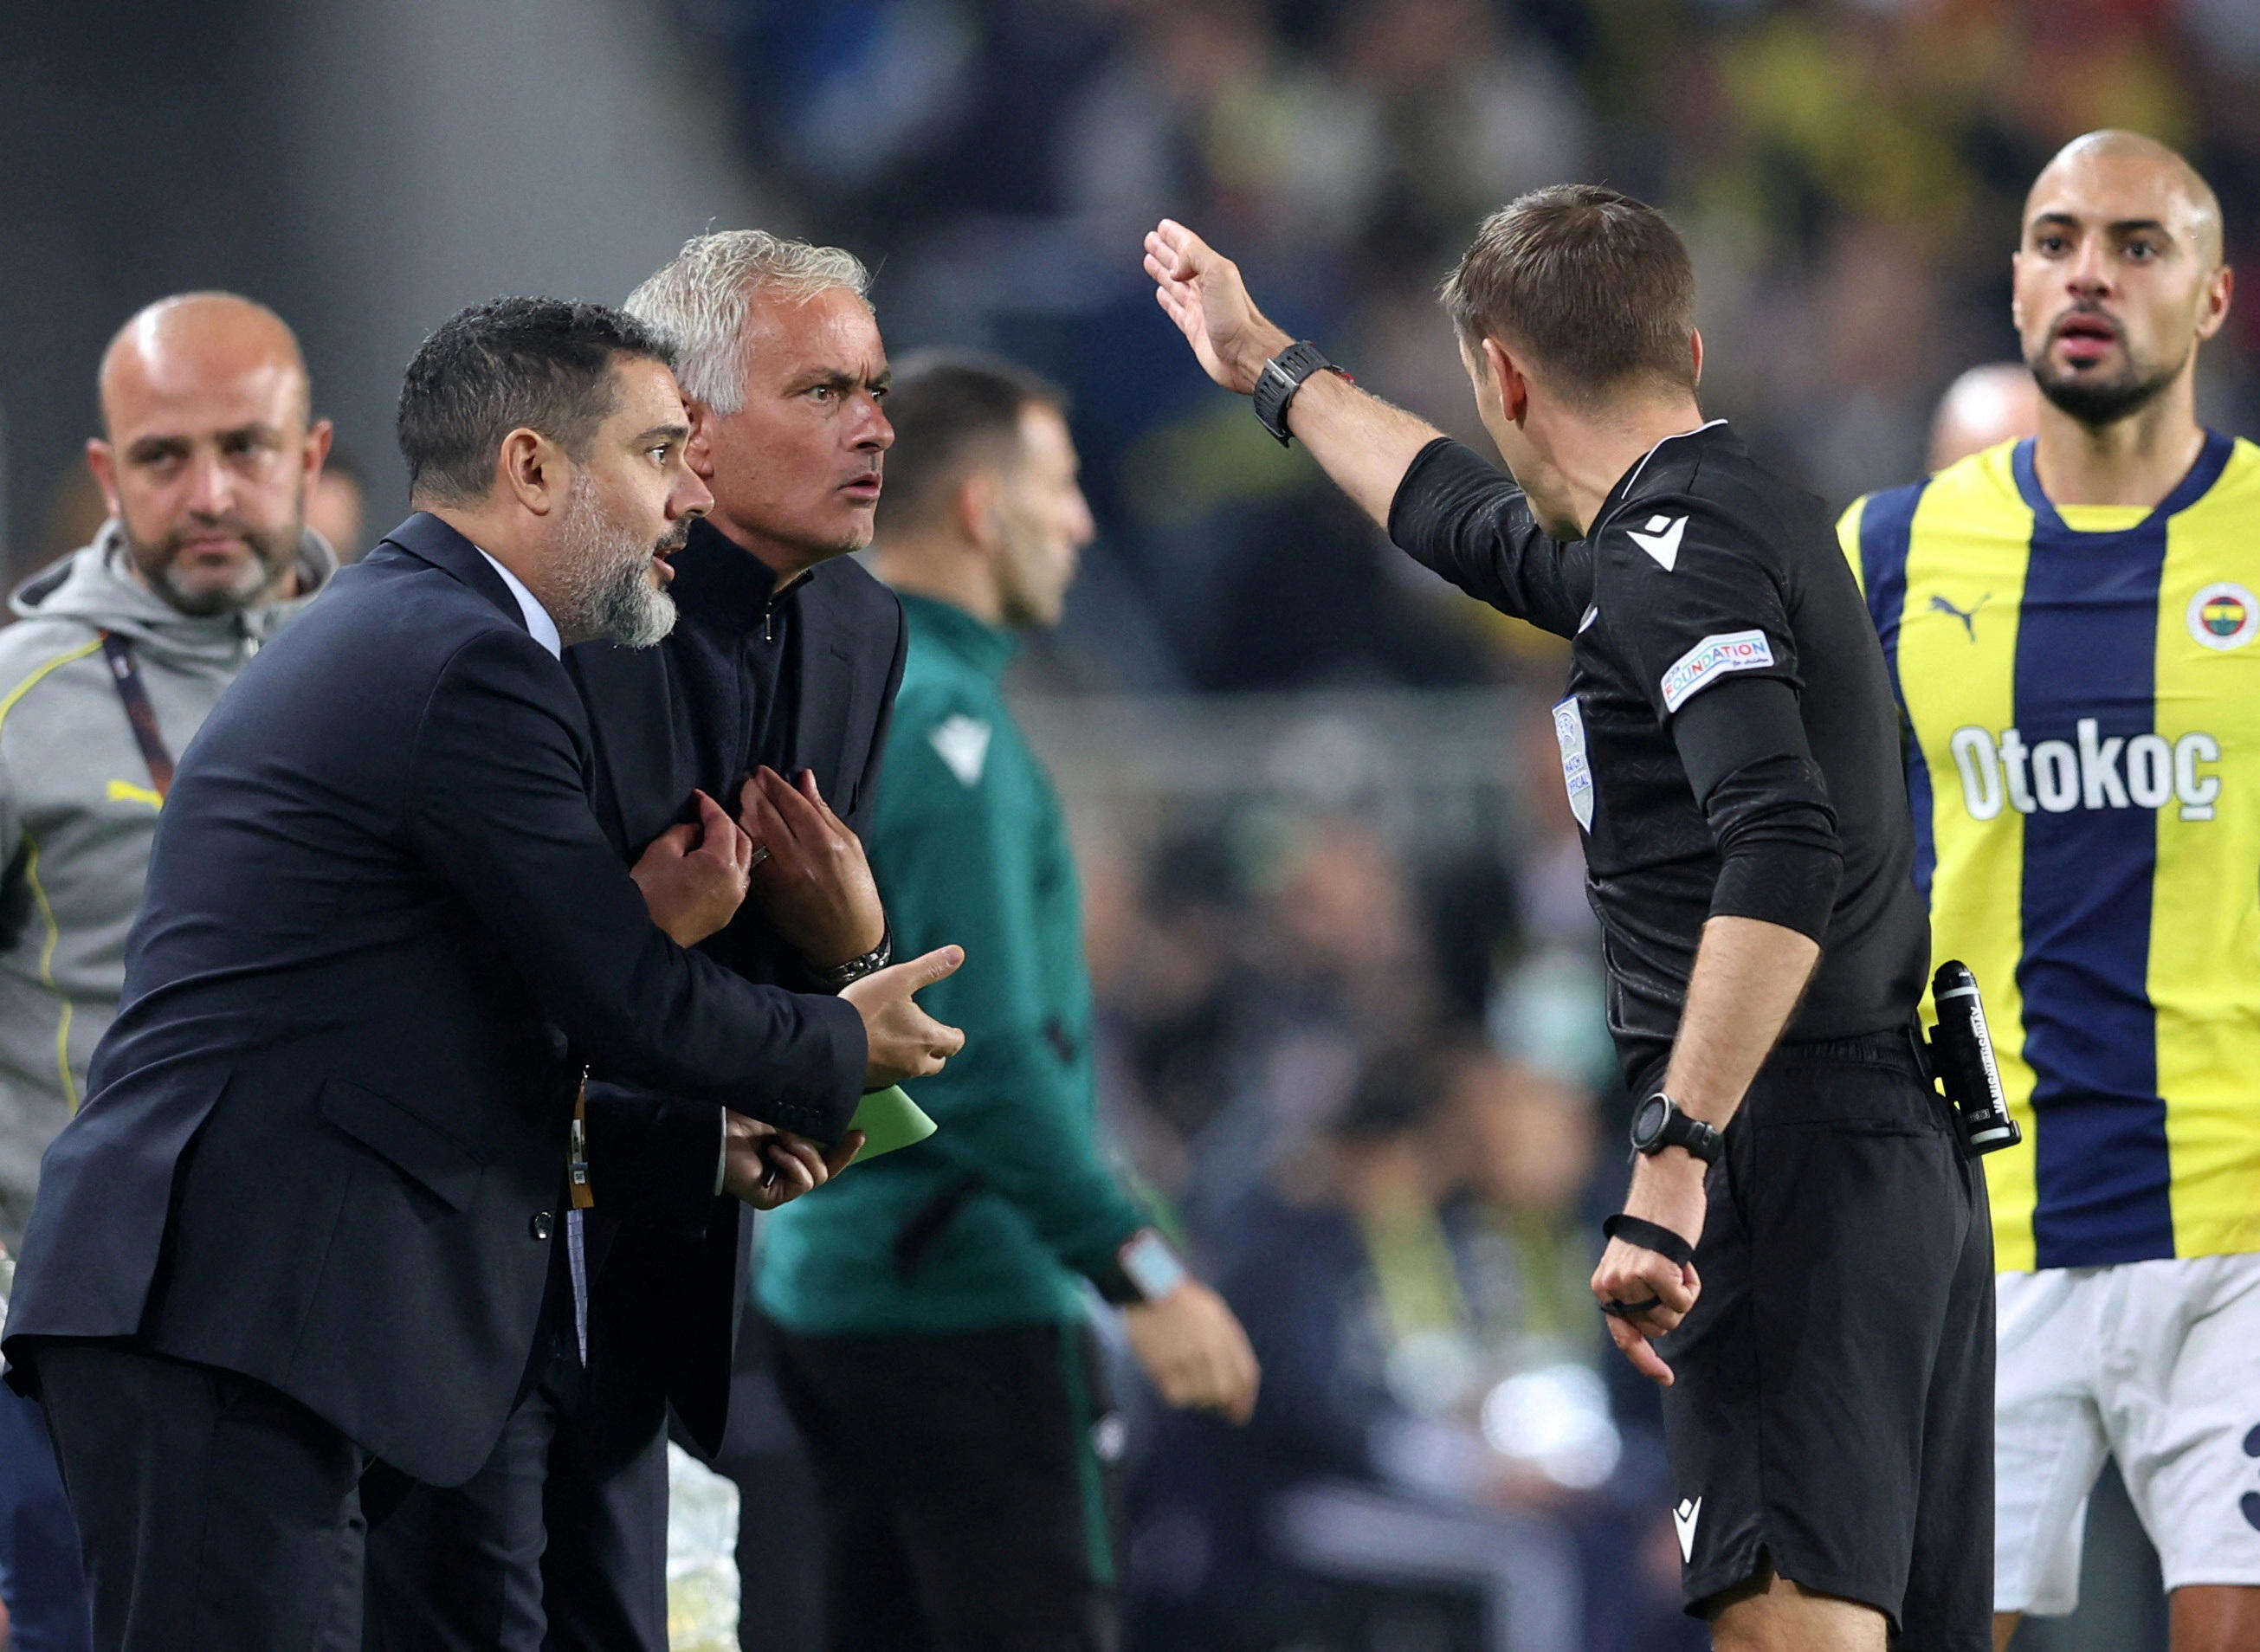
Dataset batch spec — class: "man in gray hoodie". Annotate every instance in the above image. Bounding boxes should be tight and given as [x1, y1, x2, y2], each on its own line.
[0, 291, 334, 1651]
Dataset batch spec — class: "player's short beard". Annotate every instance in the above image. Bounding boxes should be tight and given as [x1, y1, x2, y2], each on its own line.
[2027, 339, 2184, 428]
[553, 471, 680, 649]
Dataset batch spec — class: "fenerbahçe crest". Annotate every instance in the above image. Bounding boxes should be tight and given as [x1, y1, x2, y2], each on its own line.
[2188, 581, 2259, 651]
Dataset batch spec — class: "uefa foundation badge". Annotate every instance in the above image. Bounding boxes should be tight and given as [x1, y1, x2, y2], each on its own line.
[2188, 583, 2259, 651]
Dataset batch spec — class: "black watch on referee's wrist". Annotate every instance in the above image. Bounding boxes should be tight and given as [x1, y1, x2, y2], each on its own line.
[1252, 341, 1348, 446]
[1630, 1091, 1722, 1165]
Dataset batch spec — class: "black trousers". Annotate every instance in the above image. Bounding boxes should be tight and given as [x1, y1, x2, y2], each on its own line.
[539, 1373, 669, 1652]
[33, 1339, 371, 1652]
[362, 1383, 668, 1652]
[362, 1281, 662, 1652]
[774, 1320, 1122, 1652]
[707, 1313, 825, 1652]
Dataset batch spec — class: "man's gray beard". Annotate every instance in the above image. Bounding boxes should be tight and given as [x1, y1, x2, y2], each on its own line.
[555, 475, 678, 649]
[130, 525, 296, 617]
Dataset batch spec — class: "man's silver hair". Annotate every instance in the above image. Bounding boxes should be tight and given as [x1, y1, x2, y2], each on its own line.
[625, 230, 870, 416]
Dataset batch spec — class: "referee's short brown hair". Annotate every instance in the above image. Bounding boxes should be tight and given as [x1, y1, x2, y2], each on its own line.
[1443, 184, 1696, 403]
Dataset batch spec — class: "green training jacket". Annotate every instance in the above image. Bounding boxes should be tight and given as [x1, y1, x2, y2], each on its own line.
[756, 593, 1146, 1334]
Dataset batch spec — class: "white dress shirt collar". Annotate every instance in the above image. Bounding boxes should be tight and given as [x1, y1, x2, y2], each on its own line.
[475, 549, 563, 660]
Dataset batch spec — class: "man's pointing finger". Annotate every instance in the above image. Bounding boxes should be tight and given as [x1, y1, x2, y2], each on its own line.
[889, 945, 963, 990]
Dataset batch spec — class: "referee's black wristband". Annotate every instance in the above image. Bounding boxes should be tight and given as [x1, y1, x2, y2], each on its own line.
[1603, 1213, 1695, 1268]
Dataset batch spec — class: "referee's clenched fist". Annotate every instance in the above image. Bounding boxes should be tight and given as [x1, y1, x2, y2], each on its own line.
[1589, 1165, 1704, 1386]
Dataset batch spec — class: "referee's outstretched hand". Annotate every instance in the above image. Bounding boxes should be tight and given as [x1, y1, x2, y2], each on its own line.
[1591, 1154, 1709, 1386]
[1143, 220, 1294, 398]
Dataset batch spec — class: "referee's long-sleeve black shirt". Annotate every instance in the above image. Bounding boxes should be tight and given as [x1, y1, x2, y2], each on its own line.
[1391, 424, 1928, 1091]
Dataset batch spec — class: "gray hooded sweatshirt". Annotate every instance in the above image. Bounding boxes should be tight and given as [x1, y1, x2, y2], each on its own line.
[0, 523, 334, 1243]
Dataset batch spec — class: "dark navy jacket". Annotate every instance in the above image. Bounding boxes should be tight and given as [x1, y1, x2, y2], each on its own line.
[567, 517, 907, 1452]
[3, 514, 866, 1486]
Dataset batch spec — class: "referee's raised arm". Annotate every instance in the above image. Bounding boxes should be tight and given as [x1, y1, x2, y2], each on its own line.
[1143, 217, 1594, 639]
[1144, 219, 1439, 525]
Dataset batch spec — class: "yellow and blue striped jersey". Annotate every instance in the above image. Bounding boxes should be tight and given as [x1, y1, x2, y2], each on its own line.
[1842, 432, 2260, 1271]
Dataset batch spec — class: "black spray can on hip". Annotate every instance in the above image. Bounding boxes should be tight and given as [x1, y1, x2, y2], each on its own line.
[1930, 960, 2020, 1155]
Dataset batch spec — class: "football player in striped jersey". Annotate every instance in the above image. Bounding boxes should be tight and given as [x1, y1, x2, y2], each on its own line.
[1842, 131, 2260, 1652]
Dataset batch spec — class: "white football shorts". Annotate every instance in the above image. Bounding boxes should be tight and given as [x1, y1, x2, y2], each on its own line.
[1994, 1250, 2260, 1616]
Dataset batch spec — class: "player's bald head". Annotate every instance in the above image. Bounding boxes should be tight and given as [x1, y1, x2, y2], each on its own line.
[98, 292, 311, 440]
[2025, 131, 2223, 268]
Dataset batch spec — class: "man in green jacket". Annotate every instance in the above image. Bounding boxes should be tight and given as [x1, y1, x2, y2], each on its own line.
[757, 353, 1258, 1651]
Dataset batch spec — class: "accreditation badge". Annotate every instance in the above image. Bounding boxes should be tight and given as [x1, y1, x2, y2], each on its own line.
[1553, 695, 1594, 832]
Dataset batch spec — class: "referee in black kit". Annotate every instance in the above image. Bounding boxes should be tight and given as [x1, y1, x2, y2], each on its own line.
[1146, 189, 1991, 1651]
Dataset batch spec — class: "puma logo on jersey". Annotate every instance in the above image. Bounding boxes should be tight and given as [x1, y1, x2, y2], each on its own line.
[1928, 592, 1991, 641]
[929, 714, 992, 787]
[1672, 1497, 1701, 1564]
[1627, 514, 1688, 571]
[1948, 719, 2221, 822]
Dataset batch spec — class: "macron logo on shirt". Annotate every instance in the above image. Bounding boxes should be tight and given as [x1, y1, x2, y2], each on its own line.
[1627, 513, 1689, 571]
[930, 714, 992, 787]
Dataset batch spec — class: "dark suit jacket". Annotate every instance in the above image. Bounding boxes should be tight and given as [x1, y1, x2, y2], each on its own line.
[3, 513, 866, 1487]
[566, 521, 907, 1452]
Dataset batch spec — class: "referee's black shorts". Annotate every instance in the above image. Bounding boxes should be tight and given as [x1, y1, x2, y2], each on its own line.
[1655, 1029, 1994, 1648]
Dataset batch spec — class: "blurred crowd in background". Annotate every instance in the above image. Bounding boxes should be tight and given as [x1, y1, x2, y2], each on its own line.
[8, 2, 2239, 1648]
[688, 0, 2260, 698]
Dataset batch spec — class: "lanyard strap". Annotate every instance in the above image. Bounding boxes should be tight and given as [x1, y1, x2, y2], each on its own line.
[567, 1071, 592, 1365]
[569, 1075, 594, 1210]
[97, 633, 175, 800]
